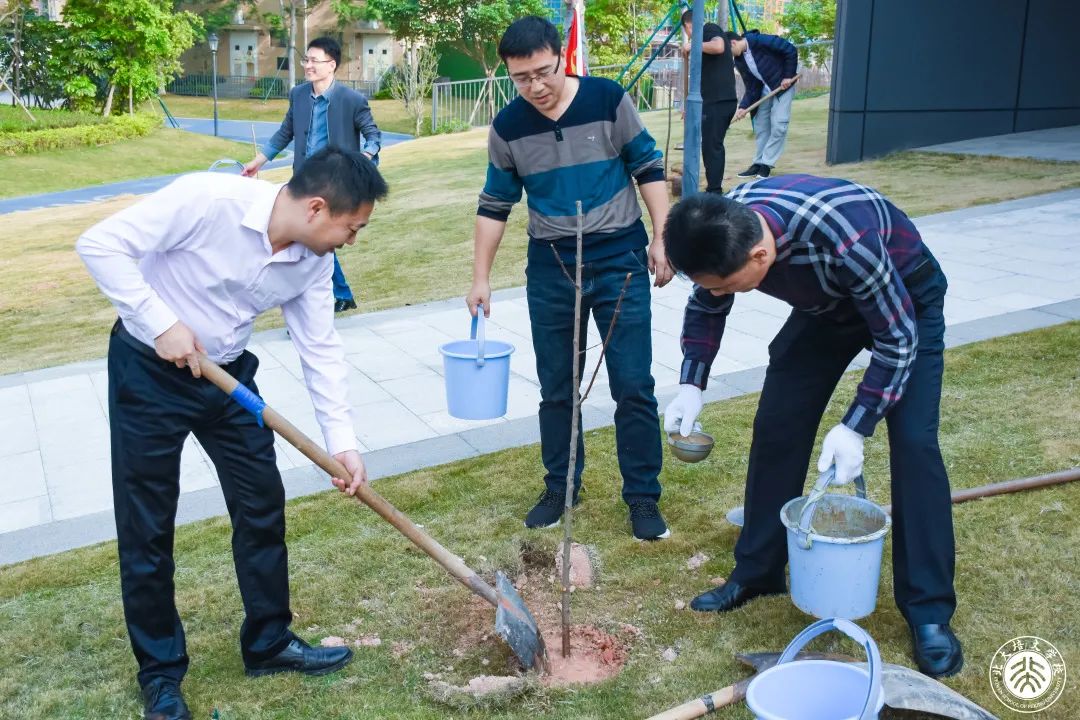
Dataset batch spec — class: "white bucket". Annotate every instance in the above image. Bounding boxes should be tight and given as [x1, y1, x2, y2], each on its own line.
[746, 617, 884, 720]
[780, 470, 891, 620]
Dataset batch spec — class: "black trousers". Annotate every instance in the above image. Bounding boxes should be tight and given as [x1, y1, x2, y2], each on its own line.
[702, 100, 737, 194]
[729, 255, 957, 626]
[108, 322, 293, 688]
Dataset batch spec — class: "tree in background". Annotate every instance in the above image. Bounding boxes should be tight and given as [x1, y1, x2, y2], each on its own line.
[584, 0, 669, 69]
[63, 0, 203, 115]
[356, 0, 545, 80]
[778, 0, 835, 67]
[387, 43, 439, 136]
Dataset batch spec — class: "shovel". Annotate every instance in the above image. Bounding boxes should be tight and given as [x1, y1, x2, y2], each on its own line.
[198, 355, 548, 673]
[645, 651, 999, 720]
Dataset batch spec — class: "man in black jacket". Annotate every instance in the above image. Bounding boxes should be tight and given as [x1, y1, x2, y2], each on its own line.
[681, 10, 737, 193]
[727, 30, 798, 179]
[244, 37, 381, 313]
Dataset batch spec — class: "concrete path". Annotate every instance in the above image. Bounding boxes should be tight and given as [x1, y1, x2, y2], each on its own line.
[2, 189, 1079, 565]
[0, 119, 412, 214]
[917, 125, 1080, 162]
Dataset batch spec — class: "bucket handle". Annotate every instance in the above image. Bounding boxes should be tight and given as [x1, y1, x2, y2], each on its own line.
[795, 467, 867, 550]
[776, 618, 882, 720]
[470, 304, 486, 367]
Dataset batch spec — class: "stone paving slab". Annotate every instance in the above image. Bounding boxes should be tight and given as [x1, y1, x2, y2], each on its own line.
[916, 125, 1080, 162]
[2, 189, 1079, 564]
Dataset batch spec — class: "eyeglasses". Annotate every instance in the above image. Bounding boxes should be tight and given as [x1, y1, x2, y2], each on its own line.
[509, 56, 561, 88]
[302, 56, 334, 66]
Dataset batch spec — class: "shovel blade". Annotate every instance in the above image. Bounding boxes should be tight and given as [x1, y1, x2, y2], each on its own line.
[495, 571, 548, 672]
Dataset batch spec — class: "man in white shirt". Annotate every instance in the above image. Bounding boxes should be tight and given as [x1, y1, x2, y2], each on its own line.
[77, 147, 387, 720]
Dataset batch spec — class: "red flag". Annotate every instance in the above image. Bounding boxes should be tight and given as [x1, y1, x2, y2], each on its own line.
[564, 1, 586, 76]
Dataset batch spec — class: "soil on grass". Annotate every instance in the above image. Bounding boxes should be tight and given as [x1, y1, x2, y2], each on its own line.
[433, 547, 630, 693]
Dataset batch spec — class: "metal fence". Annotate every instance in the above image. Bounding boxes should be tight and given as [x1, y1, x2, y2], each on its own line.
[166, 74, 381, 100]
[430, 75, 518, 133]
[430, 43, 832, 133]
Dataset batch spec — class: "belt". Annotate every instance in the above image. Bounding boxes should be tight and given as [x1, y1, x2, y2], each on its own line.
[111, 319, 160, 359]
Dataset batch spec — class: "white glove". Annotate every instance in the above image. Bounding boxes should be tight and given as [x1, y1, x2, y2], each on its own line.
[663, 384, 704, 437]
[817, 423, 865, 485]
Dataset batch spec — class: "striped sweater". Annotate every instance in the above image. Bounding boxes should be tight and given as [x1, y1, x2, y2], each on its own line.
[477, 76, 665, 263]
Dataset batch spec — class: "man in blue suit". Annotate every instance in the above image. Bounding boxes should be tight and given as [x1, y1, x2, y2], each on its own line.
[244, 36, 381, 313]
[727, 30, 798, 179]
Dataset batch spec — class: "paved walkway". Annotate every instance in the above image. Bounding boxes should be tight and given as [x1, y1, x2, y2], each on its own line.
[0, 119, 412, 214]
[2, 189, 1079, 565]
[917, 125, 1080, 162]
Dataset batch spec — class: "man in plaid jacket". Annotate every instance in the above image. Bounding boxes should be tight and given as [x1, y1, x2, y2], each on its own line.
[662, 174, 963, 678]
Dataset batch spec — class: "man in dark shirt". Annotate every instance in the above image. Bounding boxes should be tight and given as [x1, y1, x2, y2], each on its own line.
[662, 175, 963, 679]
[681, 10, 737, 193]
[727, 30, 798, 179]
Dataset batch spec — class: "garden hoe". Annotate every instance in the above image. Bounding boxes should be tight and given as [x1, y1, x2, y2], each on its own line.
[198, 355, 549, 673]
[646, 651, 999, 720]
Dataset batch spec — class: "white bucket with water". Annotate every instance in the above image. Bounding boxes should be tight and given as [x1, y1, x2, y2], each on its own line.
[746, 617, 885, 720]
[780, 469, 891, 620]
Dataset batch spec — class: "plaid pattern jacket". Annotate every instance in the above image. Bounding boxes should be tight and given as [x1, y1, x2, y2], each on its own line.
[679, 174, 932, 436]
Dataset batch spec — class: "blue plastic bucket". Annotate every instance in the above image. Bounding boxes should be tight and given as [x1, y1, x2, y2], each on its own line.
[438, 305, 514, 420]
[746, 618, 884, 720]
[780, 470, 891, 620]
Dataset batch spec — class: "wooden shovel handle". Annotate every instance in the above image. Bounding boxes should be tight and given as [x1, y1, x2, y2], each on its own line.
[198, 355, 498, 608]
[733, 73, 801, 121]
[646, 678, 751, 720]
[882, 468, 1080, 514]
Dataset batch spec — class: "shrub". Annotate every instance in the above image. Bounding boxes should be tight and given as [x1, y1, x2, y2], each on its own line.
[249, 77, 286, 100]
[0, 106, 107, 134]
[0, 114, 159, 156]
[434, 119, 471, 135]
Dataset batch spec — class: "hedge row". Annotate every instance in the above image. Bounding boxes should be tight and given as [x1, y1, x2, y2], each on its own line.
[0, 106, 109, 134]
[0, 114, 160, 156]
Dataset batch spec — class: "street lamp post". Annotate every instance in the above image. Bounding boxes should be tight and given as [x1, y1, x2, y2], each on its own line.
[208, 32, 220, 137]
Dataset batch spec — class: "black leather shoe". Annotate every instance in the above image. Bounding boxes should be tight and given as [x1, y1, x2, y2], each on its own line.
[911, 623, 963, 678]
[142, 678, 191, 720]
[689, 580, 786, 613]
[334, 298, 357, 313]
[245, 637, 353, 678]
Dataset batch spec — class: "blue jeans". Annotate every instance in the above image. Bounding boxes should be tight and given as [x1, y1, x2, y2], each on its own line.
[331, 253, 353, 302]
[526, 246, 662, 504]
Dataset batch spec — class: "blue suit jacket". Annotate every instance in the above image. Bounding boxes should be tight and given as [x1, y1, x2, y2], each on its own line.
[266, 81, 381, 171]
[734, 31, 799, 109]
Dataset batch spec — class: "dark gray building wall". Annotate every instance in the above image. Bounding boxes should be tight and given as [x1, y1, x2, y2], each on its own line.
[827, 0, 1080, 164]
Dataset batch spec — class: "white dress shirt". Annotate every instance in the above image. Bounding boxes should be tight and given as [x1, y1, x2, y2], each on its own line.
[77, 172, 358, 455]
[743, 45, 771, 94]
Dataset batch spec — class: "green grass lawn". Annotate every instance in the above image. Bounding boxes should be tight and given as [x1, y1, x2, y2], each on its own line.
[154, 95, 418, 136]
[3, 95, 1080, 375]
[1, 323, 1077, 719]
[0, 127, 250, 198]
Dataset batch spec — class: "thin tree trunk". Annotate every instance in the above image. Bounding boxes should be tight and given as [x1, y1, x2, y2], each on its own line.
[128, 83, 133, 115]
[560, 201, 585, 658]
[102, 83, 116, 117]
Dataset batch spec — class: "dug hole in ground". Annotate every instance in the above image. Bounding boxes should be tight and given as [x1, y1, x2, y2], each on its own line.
[419, 540, 633, 706]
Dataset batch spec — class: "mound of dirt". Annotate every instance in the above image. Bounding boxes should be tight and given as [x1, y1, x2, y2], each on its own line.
[539, 624, 628, 687]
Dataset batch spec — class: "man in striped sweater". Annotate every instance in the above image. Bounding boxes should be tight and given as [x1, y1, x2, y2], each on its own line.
[466, 16, 674, 541]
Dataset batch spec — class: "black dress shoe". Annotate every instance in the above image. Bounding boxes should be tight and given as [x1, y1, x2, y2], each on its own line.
[689, 580, 786, 612]
[142, 678, 191, 720]
[334, 298, 358, 313]
[911, 623, 963, 678]
[245, 637, 353, 677]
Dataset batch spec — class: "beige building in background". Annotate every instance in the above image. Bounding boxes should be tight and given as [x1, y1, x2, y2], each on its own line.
[181, 2, 402, 84]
